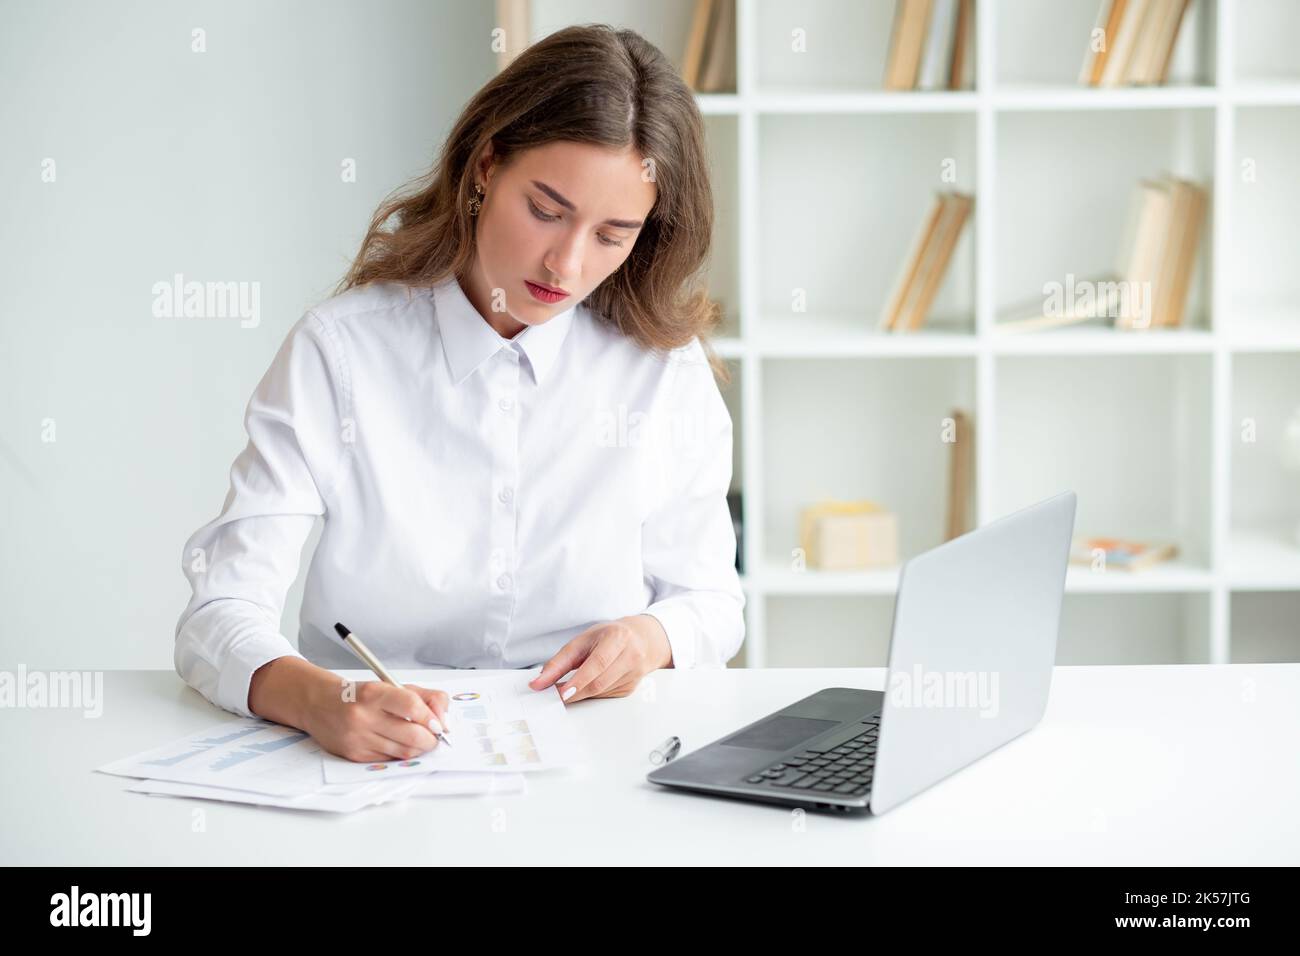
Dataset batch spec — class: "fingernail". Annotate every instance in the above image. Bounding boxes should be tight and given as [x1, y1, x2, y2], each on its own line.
[561, 686, 576, 701]
[428, 716, 443, 734]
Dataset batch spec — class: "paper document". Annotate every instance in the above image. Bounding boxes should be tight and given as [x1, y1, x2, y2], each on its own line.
[126, 776, 421, 812]
[322, 670, 574, 784]
[97, 669, 558, 812]
[97, 718, 325, 796]
[126, 771, 526, 813]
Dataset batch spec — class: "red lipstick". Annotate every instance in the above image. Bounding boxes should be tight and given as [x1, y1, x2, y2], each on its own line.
[525, 279, 569, 304]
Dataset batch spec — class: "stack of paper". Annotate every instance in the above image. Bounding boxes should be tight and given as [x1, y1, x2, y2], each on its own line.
[95, 670, 575, 813]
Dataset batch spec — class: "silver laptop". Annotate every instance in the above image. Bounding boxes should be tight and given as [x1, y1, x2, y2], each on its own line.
[647, 491, 1077, 815]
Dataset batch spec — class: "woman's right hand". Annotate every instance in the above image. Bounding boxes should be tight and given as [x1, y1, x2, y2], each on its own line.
[249, 657, 451, 762]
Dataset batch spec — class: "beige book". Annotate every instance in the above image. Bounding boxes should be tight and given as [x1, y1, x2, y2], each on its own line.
[1117, 180, 1172, 329]
[1162, 179, 1207, 328]
[494, 0, 531, 73]
[993, 312, 1111, 334]
[1155, 0, 1191, 83]
[994, 276, 1123, 333]
[901, 193, 972, 331]
[1152, 176, 1193, 326]
[884, 0, 934, 91]
[1142, 0, 1186, 84]
[681, 0, 716, 90]
[1079, 0, 1116, 85]
[879, 195, 948, 331]
[699, 0, 736, 93]
[1100, 0, 1149, 86]
[949, 0, 972, 90]
[1128, 0, 1173, 84]
[944, 409, 974, 541]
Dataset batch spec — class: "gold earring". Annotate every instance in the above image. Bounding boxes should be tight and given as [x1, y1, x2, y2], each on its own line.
[468, 182, 485, 217]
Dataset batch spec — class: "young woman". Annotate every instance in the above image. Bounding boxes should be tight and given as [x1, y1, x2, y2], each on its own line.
[174, 24, 744, 763]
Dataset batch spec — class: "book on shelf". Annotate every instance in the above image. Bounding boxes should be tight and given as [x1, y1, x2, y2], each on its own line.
[993, 175, 1206, 335]
[879, 191, 974, 333]
[1158, 177, 1208, 328]
[1118, 175, 1207, 329]
[493, 0, 531, 73]
[944, 408, 974, 542]
[1114, 178, 1174, 329]
[1080, 0, 1191, 88]
[1070, 536, 1179, 572]
[884, 0, 975, 91]
[993, 284, 1121, 334]
[682, 0, 736, 93]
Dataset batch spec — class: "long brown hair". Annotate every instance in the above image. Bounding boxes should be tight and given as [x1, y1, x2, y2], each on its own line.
[333, 23, 729, 384]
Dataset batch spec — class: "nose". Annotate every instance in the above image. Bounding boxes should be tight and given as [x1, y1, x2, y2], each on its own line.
[543, 230, 583, 288]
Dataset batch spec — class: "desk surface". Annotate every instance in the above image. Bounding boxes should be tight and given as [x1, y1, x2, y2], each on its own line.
[4, 664, 1298, 865]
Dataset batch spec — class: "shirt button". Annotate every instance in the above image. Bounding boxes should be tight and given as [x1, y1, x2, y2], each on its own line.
[498, 397, 514, 412]
[498, 486, 513, 503]
[496, 573, 513, 590]
[487, 641, 501, 656]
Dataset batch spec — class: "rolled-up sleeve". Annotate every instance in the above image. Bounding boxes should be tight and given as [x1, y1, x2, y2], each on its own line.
[640, 341, 746, 669]
[174, 310, 350, 717]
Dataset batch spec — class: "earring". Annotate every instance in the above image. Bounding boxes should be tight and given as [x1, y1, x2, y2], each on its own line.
[468, 182, 485, 217]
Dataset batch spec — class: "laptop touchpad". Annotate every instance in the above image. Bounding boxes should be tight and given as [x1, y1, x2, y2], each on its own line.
[720, 715, 838, 751]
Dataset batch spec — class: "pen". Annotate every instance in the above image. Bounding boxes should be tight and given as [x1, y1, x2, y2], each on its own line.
[333, 621, 451, 748]
[649, 736, 681, 765]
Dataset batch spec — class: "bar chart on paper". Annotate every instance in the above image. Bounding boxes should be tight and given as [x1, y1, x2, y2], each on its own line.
[321, 671, 576, 784]
[449, 686, 541, 766]
[97, 719, 326, 796]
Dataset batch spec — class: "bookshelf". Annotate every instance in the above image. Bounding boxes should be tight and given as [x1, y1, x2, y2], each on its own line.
[523, 0, 1300, 667]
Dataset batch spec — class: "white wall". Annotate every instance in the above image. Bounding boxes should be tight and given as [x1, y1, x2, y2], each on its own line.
[0, 0, 495, 667]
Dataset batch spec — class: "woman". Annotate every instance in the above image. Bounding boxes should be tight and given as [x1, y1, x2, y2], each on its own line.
[174, 24, 744, 763]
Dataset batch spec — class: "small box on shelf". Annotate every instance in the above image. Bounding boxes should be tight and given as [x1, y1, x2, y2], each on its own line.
[799, 500, 900, 570]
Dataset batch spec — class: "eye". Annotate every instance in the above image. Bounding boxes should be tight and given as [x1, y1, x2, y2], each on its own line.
[530, 198, 625, 248]
[527, 198, 559, 222]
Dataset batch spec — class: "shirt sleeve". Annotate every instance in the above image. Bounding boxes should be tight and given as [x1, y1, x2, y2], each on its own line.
[640, 340, 746, 669]
[174, 310, 351, 717]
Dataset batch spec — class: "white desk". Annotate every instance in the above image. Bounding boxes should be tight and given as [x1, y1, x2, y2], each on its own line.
[3, 664, 1297, 865]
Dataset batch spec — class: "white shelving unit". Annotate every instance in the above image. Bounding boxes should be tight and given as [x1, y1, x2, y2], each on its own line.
[527, 0, 1300, 667]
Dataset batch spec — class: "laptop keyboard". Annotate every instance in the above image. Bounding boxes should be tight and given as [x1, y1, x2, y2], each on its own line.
[743, 715, 880, 797]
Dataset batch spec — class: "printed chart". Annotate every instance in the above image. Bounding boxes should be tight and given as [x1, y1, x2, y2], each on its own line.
[322, 670, 573, 784]
[97, 718, 325, 796]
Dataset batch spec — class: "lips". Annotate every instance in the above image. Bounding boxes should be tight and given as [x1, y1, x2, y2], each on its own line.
[525, 280, 569, 303]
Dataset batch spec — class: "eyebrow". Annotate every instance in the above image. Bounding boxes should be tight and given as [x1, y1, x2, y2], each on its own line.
[530, 180, 644, 229]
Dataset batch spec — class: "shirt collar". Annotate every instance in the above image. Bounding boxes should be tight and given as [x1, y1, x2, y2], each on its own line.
[433, 274, 576, 387]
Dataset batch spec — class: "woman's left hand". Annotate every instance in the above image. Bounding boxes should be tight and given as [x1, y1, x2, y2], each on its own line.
[529, 614, 673, 703]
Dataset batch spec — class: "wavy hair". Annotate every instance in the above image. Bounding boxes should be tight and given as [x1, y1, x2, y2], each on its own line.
[333, 23, 729, 383]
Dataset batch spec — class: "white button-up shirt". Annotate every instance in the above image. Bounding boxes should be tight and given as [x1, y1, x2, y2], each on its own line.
[175, 276, 745, 717]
